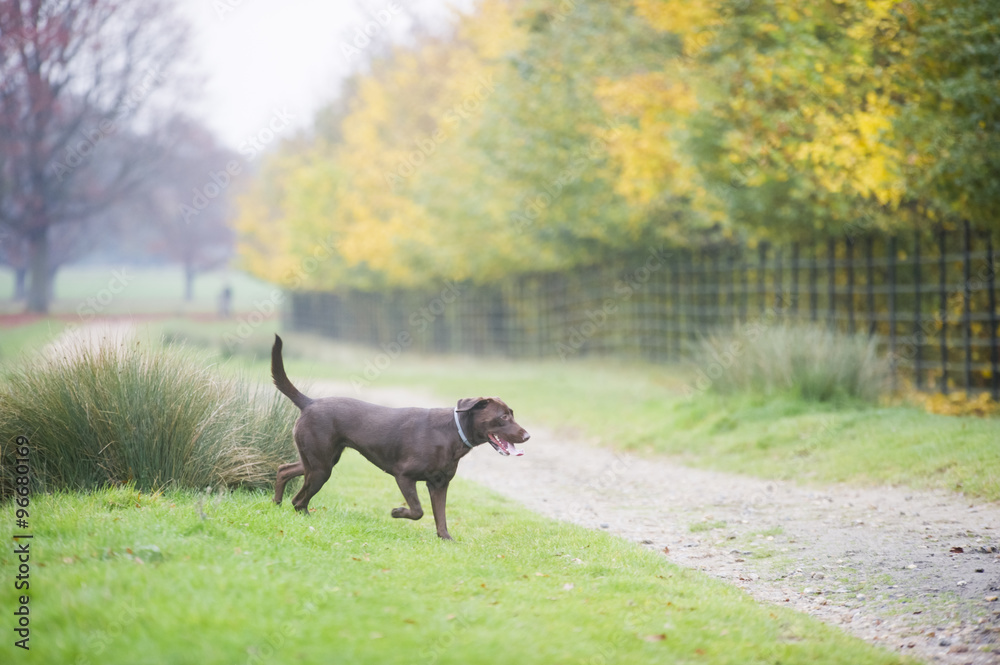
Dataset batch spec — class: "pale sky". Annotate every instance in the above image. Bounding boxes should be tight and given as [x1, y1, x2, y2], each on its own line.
[177, 0, 471, 149]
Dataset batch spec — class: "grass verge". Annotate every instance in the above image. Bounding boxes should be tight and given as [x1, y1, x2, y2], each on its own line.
[1, 454, 909, 665]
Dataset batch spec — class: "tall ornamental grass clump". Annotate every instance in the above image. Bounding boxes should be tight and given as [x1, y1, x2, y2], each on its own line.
[695, 322, 890, 402]
[0, 339, 297, 499]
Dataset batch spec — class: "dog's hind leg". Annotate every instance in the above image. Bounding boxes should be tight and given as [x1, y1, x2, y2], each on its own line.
[274, 461, 304, 505]
[391, 476, 424, 521]
[290, 446, 342, 514]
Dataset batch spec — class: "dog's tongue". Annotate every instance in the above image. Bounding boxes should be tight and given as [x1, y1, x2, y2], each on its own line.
[490, 434, 525, 457]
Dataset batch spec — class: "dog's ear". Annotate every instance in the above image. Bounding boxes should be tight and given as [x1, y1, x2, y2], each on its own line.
[456, 397, 493, 412]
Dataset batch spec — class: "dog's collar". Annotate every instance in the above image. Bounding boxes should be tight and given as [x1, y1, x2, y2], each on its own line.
[454, 408, 474, 448]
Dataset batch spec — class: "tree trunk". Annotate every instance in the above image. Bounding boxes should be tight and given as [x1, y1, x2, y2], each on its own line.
[26, 230, 50, 313]
[14, 267, 27, 300]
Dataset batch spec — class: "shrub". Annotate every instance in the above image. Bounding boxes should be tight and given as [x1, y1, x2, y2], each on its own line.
[693, 322, 890, 402]
[0, 337, 297, 500]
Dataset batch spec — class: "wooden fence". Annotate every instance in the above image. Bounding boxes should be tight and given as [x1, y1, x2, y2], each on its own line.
[288, 223, 1000, 397]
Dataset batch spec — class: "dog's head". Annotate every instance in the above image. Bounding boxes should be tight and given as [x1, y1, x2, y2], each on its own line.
[455, 397, 530, 456]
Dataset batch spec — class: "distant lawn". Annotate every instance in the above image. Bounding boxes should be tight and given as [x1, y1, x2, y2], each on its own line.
[0, 458, 907, 665]
[0, 265, 277, 316]
[0, 319, 66, 360]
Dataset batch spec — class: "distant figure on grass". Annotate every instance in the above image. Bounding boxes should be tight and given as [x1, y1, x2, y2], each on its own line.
[218, 285, 232, 318]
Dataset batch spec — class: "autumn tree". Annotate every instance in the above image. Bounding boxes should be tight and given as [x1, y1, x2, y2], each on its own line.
[234, 0, 999, 294]
[0, 0, 187, 312]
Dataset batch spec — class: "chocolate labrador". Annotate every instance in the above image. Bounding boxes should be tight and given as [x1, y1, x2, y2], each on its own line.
[270, 335, 530, 539]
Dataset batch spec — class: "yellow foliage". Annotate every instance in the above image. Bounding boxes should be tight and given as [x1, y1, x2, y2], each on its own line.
[915, 391, 1000, 418]
[233, 0, 524, 289]
[593, 72, 702, 209]
[233, 0, 969, 291]
[633, 0, 720, 55]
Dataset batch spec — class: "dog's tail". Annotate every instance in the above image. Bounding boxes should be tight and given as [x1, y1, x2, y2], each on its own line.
[271, 334, 313, 410]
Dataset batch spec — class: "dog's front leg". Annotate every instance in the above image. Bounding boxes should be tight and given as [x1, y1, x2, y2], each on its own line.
[391, 476, 424, 521]
[427, 481, 452, 540]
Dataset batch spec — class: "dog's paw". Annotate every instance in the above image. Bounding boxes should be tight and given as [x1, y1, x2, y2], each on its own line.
[391, 507, 407, 518]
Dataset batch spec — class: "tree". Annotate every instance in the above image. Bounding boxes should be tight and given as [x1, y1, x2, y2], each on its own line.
[234, 0, 999, 294]
[142, 116, 236, 301]
[0, 227, 27, 299]
[0, 0, 187, 312]
[894, 0, 1000, 230]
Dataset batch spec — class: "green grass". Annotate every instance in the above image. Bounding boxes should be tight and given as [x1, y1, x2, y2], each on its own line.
[689, 520, 728, 533]
[0, 319, 66, 360]
[0, 456, 909, 665]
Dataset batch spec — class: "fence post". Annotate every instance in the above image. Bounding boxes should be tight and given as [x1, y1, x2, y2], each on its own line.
[700, 249, 710, 333]
[962, 220, 973, 392]
[888, 235, 898, 392]
[671, 253, 681, 359]
[711, 250, 721, 330]
[865, 236, 876, 336]
[810, 245, 819, 322]
[913, 230, 923, 389]
[740, 248, 749, 322]
[846, 237, 856, 335]
[726, 247, 736, 328]
[658, 254, 670, 361]
[986, 232, 999, 400]
[827, 237, 836, 329]
[774, 248, 784, 315]
[757, 242, 768, 316]
[791, 242, 800, 318]
[938, 226, 949, 393]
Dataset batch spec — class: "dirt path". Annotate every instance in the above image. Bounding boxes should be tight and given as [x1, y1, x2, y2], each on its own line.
[338, 381, 1000, 665]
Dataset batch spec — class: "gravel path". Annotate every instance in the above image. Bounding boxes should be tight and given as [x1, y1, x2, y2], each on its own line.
[341, 382, 1000, 665]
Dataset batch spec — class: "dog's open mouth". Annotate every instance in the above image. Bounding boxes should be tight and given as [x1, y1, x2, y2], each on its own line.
[488, 433, 524, 457]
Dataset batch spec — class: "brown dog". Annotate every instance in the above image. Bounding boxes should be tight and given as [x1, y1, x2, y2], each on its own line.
[270, 335, 530, 539]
